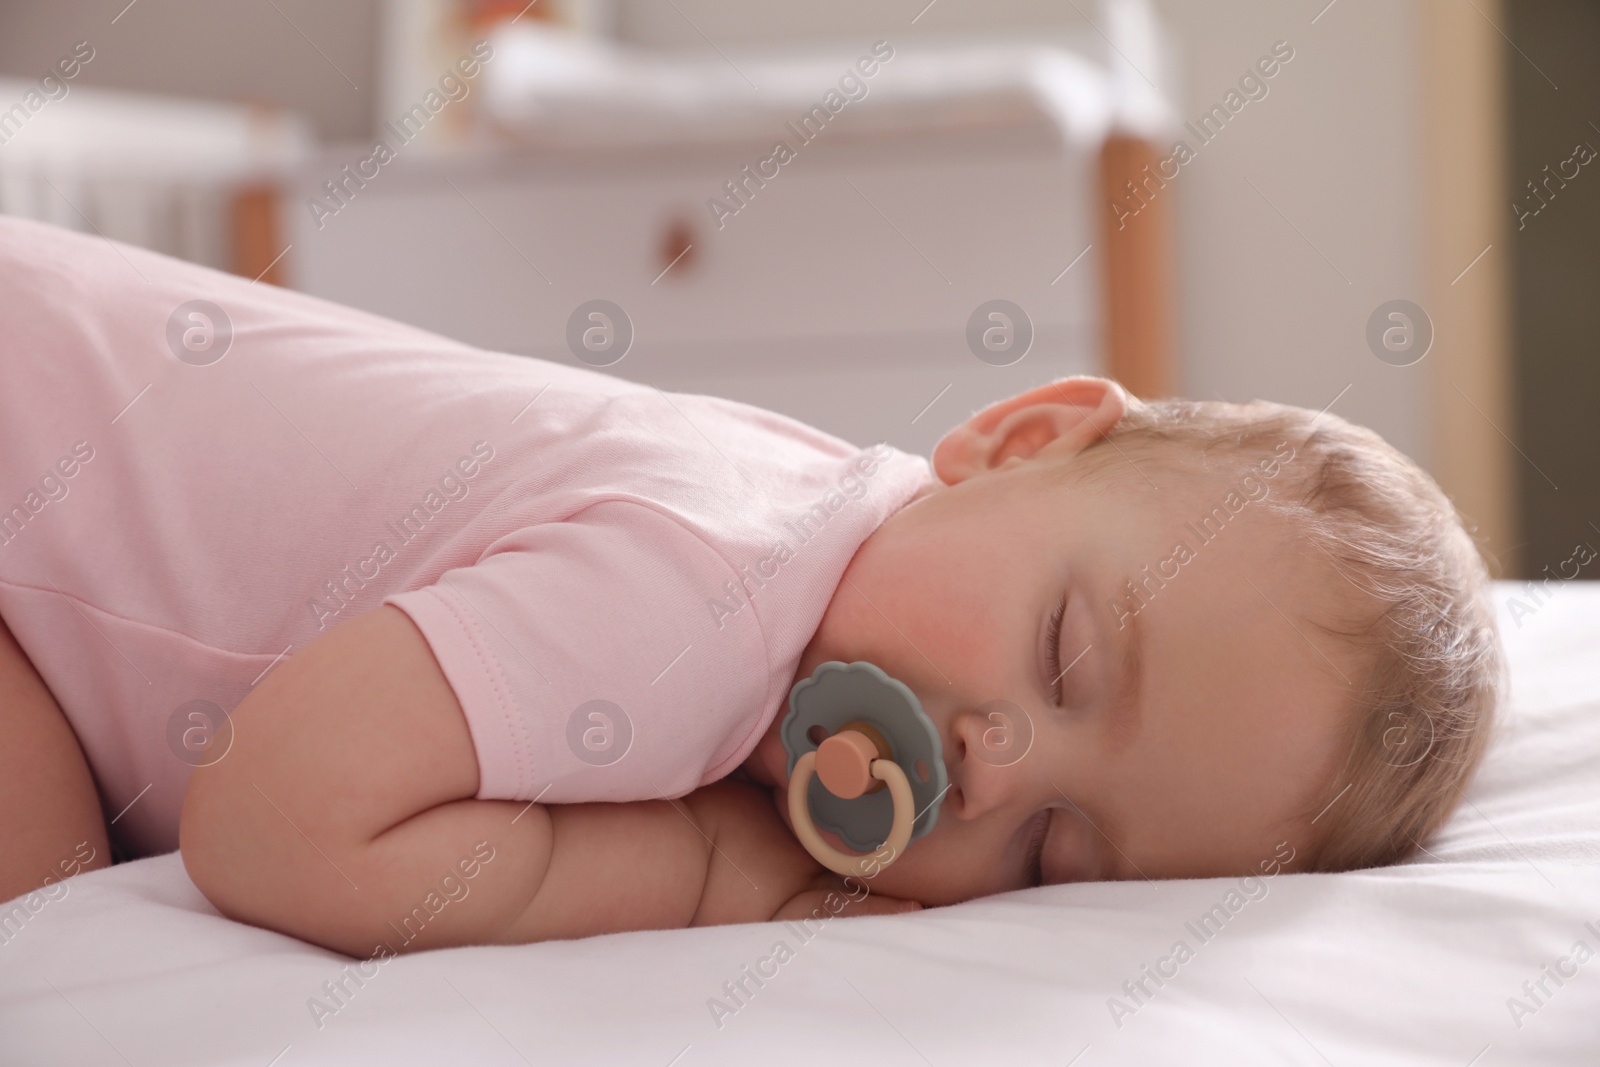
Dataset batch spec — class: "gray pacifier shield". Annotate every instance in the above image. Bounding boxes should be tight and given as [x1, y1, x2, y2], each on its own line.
[781, 661, 947, 853]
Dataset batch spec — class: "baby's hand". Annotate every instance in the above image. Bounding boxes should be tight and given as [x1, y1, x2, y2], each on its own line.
[771, 871, 923, 923]
[693, 781, 922, 929]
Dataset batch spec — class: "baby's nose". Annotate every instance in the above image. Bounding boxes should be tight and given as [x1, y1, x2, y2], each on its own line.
[947, 700, 1037, 817]
[959, 698, 1036, 768]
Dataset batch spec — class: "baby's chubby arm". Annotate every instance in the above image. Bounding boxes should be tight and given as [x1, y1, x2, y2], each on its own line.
[503, 780, 919, 943]
[498, 780, 807, 942]
[181, 605, 915, 955]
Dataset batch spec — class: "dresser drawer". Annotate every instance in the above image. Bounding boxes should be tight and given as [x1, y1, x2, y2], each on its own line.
[286, 124, 1103, 450]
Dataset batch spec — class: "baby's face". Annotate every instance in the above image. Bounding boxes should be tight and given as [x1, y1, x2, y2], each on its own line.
[743, 380, 1360, 906]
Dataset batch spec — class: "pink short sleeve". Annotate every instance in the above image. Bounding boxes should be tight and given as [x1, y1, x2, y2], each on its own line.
[384, 499, 771, 804]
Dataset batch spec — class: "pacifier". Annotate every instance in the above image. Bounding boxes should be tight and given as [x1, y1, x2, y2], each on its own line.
[781, 661, 947, 878]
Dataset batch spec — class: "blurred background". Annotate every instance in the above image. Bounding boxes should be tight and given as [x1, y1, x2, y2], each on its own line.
[0, 0, 1592, 582]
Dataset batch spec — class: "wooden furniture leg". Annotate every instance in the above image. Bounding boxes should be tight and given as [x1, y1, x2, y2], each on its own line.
[1099, 134, 1176, 399]
[230, 184, 285, 286]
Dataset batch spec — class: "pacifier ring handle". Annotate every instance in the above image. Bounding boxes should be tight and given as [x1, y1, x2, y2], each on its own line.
[787, 750, 915, 878]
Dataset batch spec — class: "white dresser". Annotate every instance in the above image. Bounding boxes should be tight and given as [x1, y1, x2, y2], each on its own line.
[283, 24, 1177, 455]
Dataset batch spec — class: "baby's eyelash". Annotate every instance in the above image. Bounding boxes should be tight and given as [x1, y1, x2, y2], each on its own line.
[1046, 594, 1066, 705]
[1025, 810, 1050, 886]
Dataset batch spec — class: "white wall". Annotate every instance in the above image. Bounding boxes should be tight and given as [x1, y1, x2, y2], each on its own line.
[0, 0, 380, 140]
[1149, 0, 1425, 464]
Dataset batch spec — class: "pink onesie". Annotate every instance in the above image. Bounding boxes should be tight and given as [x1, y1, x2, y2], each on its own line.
[0, 216, 933, 858]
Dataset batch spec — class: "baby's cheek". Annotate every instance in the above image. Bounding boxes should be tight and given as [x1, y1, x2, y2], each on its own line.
[927, 615, 1003, 675]
[865, 581, 999, 679]
[864, 847, 969, 906]
[899, 569, 1012, 675]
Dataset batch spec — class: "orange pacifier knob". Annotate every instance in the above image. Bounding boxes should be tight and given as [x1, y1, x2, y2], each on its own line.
[815, 731, 877, 799]
[815, 723, 890, 799]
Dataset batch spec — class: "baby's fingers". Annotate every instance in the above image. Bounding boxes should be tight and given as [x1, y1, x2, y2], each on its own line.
[832, 889, 921, 921]
[771, 888, 921, 923]
[838, 892, 923, 918]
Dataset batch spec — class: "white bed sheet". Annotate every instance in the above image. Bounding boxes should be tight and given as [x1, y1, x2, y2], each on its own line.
[3, 582, 1597, 1065]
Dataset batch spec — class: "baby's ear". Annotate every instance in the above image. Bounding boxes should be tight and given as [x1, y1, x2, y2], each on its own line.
[932, 377, 1129, 484]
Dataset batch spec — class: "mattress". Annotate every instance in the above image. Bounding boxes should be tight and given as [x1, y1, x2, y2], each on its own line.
[3, 581, 1597, 1065]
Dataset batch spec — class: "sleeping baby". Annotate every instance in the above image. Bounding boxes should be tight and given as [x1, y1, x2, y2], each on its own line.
[0, 217, 1500, 957]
